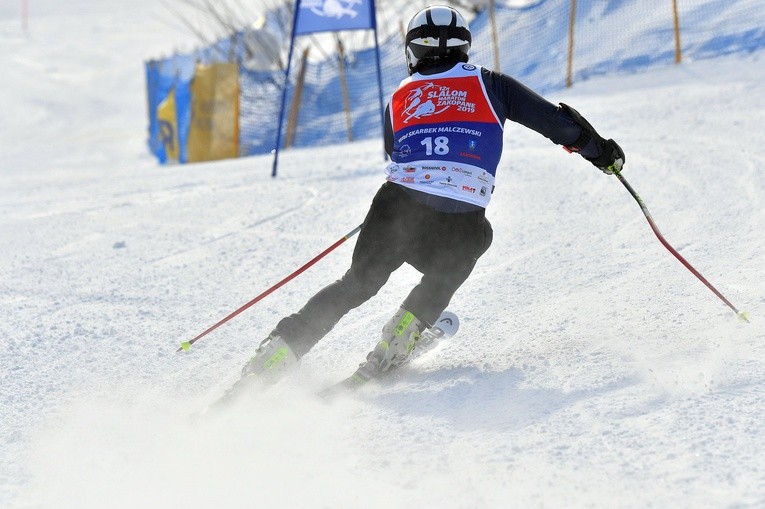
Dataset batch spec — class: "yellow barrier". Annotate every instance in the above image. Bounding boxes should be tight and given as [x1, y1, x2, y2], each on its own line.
[188, 62, 240, 162]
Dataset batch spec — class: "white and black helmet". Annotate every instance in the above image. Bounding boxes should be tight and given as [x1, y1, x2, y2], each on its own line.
[405, 5, 472, 75]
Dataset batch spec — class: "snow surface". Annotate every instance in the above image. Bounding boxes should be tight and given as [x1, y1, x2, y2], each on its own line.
[2, 1, 764, 508]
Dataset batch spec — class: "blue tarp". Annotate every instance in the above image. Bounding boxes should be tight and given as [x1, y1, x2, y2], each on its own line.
[145, 54, 194, 163]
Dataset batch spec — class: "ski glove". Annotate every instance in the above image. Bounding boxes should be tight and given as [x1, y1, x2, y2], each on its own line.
[588, 138, 625, 175]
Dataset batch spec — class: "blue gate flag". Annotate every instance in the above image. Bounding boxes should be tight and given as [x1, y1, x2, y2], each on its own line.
[294, 0, 375, 35]
[273, 0, 382, 177]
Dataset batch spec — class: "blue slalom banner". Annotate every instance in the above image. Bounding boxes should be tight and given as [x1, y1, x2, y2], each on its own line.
[294, 0, 375, 35]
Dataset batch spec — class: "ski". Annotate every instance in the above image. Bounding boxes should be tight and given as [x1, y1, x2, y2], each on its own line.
[200, 311, 459, 413]
[316, 311, 459, 399]
[200, 373, 261, 414]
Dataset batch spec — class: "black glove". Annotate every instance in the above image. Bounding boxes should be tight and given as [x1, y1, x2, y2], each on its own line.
[588, 138, 625, 175]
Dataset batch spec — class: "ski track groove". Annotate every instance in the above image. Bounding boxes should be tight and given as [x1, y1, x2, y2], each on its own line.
[145, 187, 319, 264]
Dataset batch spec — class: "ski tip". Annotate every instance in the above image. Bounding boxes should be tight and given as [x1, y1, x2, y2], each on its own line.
[438, 310, 459, 326]
[737, 310, 750, 323]
[179, 341, 191, 352]
[432, 311, 459, 336]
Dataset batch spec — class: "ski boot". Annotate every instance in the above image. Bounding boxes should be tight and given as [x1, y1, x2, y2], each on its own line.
[367, 308, 426, 373]
[204, 335, 299, 411]
[240, 334, 299, 384]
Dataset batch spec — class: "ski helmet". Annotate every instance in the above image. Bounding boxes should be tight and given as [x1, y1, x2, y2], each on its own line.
[405, 5, 472, 75]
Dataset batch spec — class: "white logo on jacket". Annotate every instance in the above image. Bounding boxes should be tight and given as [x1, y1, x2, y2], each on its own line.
[401, 82, 474, 123]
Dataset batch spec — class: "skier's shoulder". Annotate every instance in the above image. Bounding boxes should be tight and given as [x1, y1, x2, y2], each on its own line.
[477, 65, 526, 94]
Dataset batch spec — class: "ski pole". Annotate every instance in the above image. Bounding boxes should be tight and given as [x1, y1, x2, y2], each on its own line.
[612, 168, 749, 322]
[178, 224, 363, 352]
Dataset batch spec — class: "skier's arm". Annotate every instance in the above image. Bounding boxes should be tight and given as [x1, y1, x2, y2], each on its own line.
[482, 69, 624, 173]
[557, 103, 625, 174]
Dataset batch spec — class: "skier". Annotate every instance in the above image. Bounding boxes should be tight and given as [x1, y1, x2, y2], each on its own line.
[242, 5, 624, 384]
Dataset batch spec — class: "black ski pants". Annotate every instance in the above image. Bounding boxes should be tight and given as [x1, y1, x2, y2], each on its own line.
[274, 182, 493, 357]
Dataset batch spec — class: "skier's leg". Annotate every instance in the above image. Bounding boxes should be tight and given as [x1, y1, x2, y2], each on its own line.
[271, 262, 398, 357]
[239, 261, 396, 380]
[404, 215, 493, 325]
[402, 265, 473, 326]
[363, 250, 485, 374]
[364, 212, 493, 372]
[244, 183, 410, 377]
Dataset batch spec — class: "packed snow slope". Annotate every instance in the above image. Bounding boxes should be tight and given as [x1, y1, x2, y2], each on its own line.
[1, 1, 764, 508]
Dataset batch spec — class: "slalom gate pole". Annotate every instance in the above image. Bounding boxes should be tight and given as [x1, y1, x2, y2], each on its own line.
[178, 224, 363, 352]
[613, 169, 749, 322]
